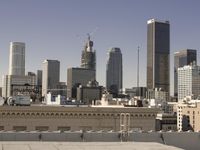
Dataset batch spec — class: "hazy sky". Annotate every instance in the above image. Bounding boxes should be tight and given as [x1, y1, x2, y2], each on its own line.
[0, 0, 200, 95]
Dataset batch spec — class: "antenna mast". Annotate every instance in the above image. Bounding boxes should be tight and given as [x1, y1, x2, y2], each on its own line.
[137, 46, 140, 96]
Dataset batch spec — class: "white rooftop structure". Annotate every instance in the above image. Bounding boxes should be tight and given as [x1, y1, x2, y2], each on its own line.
[147, 19, 170, 24]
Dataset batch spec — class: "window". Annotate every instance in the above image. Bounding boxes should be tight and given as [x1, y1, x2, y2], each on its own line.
[35, 126, 49, 131]
[79, 126, 92, 131]
[57, 126, 71, 132]
[13, 126, 27, 131]
[0, 126, 4, 130]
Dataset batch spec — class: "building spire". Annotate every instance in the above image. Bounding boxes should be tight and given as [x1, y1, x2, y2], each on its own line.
[87, 33, 91, 41]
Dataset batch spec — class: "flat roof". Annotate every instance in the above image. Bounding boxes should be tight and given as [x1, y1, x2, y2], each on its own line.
[147, 19, 169, 24]
[0, 142, 182, 150]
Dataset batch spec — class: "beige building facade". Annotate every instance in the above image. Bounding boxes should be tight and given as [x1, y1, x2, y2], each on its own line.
[181, 103, 200, 131]
[0, 106, 159, 132]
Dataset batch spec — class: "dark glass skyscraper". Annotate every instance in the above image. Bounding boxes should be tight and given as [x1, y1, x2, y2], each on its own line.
[81, 35, 96, 71]
[147, 19, 170, 93]
[174, 49, 197, 97]
[106, 48, 123, 94]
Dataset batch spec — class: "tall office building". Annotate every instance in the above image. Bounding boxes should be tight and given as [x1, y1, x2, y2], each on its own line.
[3, 42, 37, 98]
[174, 49, 197, 97]
[9, 42, 25, 76]
[37, 70, 43, 86]
[67, 67, 95, 99]
[42, 60, 60, 97]
[147, 19, 170, 93]
[106, 48, 123, 94]
[36, 70, 43, 99]
[81, 35, 96, 71]
[178, 65, 200, 101]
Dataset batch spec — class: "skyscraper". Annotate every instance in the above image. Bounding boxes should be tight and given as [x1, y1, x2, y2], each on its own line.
[3, 42, 36, 98]
[178, 65, 200, 101]
[37, 70, 43, 86]
[147, 19, 170, 93]
[106, 48, 123, 94]
[81, 35, 96, 71]
[174, 49, 197, 97]
[36, 70, 43, 99]
[9, 42, 25, 76]
[42, 60, 60, 97]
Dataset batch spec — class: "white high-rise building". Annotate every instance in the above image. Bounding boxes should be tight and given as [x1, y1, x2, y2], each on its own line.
[178, 65, 200, 101]
[9, 42, 25, 76]
[42, 60, 60, 97]
[106, 48, 123, 94]
[2, 42, 38, 99]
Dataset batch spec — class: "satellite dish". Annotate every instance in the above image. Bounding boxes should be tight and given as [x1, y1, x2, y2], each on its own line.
[0, 97, 5, 106]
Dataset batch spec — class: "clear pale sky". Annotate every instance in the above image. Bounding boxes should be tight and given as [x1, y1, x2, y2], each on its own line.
[0, 0, 200, 95]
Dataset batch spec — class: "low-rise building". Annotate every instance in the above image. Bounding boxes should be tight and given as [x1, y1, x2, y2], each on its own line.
[121, 87, 147, 98]
[2, 74, 36, 99]
[146, 88, 169, 102]
[181, 102, 200, 132]
[77, 80, 102, 104]
[146, 88, 170, 113]
[0, 106, 160, 132]
[177, 97, 200, 131]
[156, 113, 177, 131]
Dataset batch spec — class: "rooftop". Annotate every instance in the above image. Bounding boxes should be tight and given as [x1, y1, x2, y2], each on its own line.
[0, 142, 183, 150]
[147, 19, 169, 24]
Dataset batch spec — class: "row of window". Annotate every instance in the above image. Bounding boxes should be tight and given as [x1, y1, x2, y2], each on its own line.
[187, 111, 200, 114]
[0, 126, 71, 132]
[0, 112, 156, 118]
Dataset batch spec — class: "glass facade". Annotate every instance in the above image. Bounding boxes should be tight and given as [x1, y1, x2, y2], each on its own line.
[147, 19, 170, 93]
[106, 48, 123, 94]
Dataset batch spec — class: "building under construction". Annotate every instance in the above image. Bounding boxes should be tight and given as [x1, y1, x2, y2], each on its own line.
[81, 35, 96, 71]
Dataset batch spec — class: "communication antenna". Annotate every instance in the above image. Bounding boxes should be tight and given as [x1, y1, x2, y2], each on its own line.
[137, 46, 140, 96]
[87, 33, 91, 41]
[76, 27, 98, 44]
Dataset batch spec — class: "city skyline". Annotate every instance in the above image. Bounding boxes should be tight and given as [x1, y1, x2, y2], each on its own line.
[1, 0, 200, 95]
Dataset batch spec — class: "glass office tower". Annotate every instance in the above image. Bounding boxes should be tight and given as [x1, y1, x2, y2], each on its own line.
[147, 19, 170, 93]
